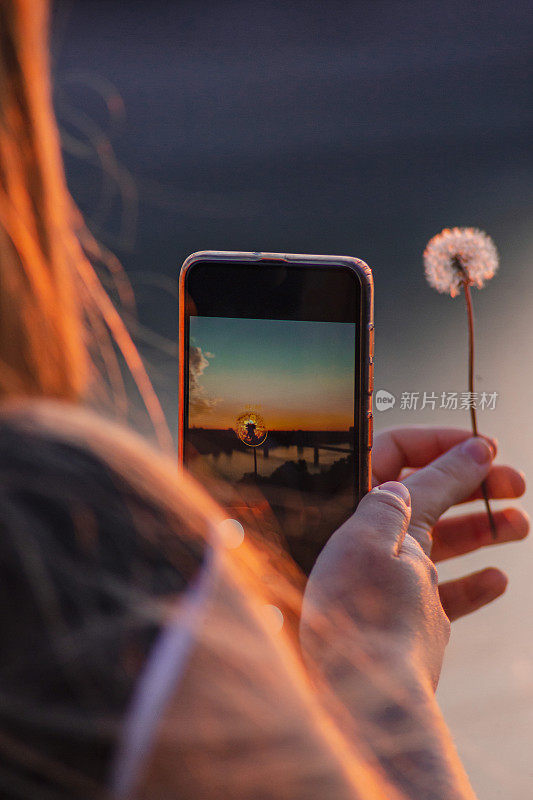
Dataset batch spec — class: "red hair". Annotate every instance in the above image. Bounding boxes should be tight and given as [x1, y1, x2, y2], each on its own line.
[0, 0, 172, 449]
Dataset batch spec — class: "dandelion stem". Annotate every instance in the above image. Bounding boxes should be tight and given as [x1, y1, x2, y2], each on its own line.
[463, 279, 497, 540]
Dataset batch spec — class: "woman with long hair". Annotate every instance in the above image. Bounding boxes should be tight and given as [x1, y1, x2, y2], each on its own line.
[0, 1, 528, 798]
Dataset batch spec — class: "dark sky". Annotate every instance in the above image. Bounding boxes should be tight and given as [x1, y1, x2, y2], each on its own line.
[51, 0, 533, 429]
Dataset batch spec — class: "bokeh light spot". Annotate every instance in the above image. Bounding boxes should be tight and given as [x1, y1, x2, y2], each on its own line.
[263, 604, 284, 634]
[218, 518, 245, 549]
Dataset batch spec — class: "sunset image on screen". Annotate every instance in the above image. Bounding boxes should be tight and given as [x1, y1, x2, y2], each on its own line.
[187, 316, 357, 486]
[189, 316, 356, 431]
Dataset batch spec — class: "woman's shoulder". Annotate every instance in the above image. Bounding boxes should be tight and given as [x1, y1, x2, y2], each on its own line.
[0, 399, 116, 481]
[0, 399, 206, 590]
[0, 398, 163, 474]
[0, 404, 207, 792]
[0, 400, 149, 522]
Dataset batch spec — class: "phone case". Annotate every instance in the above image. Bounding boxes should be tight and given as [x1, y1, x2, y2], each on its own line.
[178, 250, 374, 503]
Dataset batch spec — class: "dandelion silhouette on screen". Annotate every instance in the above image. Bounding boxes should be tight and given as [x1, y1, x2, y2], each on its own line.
[235, 411, 268, 447]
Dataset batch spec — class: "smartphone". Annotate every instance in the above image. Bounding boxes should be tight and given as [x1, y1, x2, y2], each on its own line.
[179, 251, 374, 574]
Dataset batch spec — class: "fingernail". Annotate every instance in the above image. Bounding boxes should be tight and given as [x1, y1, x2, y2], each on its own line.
[483, 436, 498, 457]
[502, 507, 530, 539]
[462, 437, 495, 464]
[376, 481, 411, 506]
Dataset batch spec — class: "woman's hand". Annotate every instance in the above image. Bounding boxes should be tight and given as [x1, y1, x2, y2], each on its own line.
[302, 477, 446, 691]
[300, 438, 502, 800]
[300, 434, 525, 800]
[372, 427, 528, 620]
[302, 433, 527, 690]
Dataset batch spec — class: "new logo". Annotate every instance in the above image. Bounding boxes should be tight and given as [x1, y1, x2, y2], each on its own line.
[375, 389, 396, 412]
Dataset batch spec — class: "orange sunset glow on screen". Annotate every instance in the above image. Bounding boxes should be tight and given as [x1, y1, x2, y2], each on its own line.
[189, 316, 356, 433]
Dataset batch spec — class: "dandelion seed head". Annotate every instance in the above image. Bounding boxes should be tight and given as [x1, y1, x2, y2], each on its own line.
[423, 227, 499, 297]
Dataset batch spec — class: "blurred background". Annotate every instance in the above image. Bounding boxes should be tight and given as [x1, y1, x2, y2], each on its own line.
[52, 1, 533, 796]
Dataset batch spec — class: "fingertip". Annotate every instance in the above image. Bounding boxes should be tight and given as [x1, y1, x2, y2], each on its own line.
[374, 481, 411, 506]
[481, 434, 498, 457]
[498, 468, 527, 498]
[461, 436, 495, 465]
[513, 469, 527, 497]
[349, 481, 412, 553]
[479, 567, 508, 597]
[501, 507, 530, 540]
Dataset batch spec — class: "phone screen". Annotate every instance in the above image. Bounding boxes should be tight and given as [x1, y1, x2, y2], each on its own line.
[183, 260, 364, 571]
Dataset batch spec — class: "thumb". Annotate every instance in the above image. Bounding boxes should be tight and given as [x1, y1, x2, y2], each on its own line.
[404, 436, 496, 552]
[305, 480, 412, 608]
[352, 481, 412, 555]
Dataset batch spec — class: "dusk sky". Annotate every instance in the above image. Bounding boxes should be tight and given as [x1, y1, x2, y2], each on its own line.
[189, 316, 356, 430]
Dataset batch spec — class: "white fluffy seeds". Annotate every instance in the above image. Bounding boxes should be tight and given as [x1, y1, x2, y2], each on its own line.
[423, 227, 499, 297]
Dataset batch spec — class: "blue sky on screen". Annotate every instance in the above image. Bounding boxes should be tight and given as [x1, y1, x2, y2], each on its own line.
[189, 316, 356, 430]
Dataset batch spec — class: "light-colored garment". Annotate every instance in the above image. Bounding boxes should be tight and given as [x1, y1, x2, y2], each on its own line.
[110, 546, 217, 798]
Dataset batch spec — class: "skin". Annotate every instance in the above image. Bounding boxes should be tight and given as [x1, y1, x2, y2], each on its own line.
[300, 428, 528, 799]
[371, 427, 528, 621]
